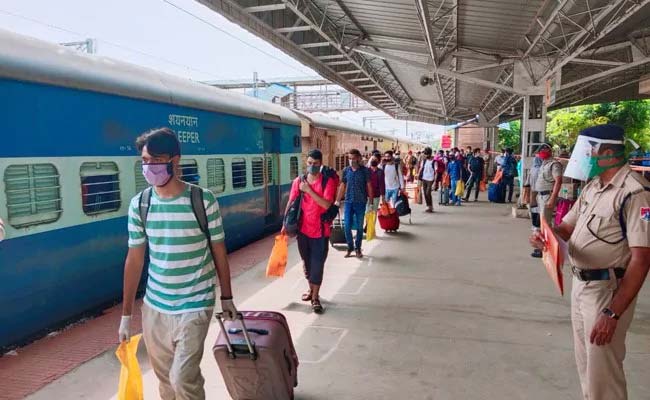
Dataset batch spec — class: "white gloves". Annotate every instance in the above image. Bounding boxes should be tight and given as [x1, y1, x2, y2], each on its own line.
[220, 299, 238, 321]
[118, 315, 131, 342]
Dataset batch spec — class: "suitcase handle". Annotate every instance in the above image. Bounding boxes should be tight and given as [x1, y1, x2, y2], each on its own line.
[215, 312, 258, 360]
[228, 328, 269, 336]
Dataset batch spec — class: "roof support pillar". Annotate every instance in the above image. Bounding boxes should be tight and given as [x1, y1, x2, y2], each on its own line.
[519, 95, 547, 197]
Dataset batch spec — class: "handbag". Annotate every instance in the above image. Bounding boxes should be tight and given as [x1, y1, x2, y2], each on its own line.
[455, 179, 465, 197]
[283, 191, 303, 237]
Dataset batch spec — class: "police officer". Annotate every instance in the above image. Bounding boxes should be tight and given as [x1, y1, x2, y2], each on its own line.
[534, 144, 563, 225]
[530, 124, 650, 400]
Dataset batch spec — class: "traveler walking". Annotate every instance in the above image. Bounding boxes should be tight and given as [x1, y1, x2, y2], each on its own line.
[285, 149, 338, 314]
[464, 148, 485, 202]
[119, 127, 238, 400]
[336, 149, 373, 258]
[418, 147, 435, 213]
[501, 148, 517, 203]
[447, 155, 463, 206]
[382, 150, 404, 206]
[369, 154, 385, 211]
[433, 150, 446, 191]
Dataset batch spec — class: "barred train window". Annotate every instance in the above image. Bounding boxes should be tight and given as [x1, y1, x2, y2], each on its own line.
[180, 159, 199, 185]
[290, 156, 299, 179]
[4, 163, 62, 227]
[252, 157, 264, 187]
[207, 158, 226, 193]
[266, 157, 273, 185]
[232, 158, 247, 189]
[134, 161, 148, 193]
[80, 162, 121, 215]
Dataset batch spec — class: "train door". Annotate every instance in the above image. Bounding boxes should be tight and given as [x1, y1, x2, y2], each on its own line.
[263, 128, 280, 226]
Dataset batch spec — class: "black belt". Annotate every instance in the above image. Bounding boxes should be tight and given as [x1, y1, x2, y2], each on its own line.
[571, 266, 625, 281]
[538, 190, 551, 196]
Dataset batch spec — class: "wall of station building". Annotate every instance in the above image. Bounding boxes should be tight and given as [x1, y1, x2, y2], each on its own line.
[455, 124, 486, 150]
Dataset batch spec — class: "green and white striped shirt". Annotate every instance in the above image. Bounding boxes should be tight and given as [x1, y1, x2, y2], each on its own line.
[127, 184, 225, 314]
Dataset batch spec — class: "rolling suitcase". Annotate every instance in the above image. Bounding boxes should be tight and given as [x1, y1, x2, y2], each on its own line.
[329, 215, 346, 247]
[488, 182, 505, 203]
[213, 312, 299, 400]
[378, 211, 400, 232]
[439, 187, 449, 205]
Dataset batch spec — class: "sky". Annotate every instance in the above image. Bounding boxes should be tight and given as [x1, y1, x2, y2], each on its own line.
[0, 0, 444, 139]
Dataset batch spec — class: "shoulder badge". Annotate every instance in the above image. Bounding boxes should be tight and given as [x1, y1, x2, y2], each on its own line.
[641, 207, 650, 222]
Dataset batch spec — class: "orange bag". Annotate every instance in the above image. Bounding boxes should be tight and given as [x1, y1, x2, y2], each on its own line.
[479, 181, 487, 192]
[266, 234, 288, 277]
[378, 202, 391, 217]
[442, 173, 451, 188]
[492, 169, 503, 184]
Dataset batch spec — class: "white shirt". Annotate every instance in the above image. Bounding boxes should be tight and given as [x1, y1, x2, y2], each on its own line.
[383, 163, 404, 190]
[422, 159, 435, 181]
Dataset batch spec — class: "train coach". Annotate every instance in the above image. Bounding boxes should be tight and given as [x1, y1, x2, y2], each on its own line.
[0, 29, 304, 349]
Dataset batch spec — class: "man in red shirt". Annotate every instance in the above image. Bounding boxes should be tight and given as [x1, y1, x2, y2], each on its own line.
[284, 149, 338, 313]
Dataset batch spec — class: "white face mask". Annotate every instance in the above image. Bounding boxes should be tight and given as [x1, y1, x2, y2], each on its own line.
[564, 136, 625, 181]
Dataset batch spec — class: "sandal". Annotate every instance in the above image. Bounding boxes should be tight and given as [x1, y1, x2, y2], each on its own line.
[301, 291, 312, 302]
[311, 299, 324, 314]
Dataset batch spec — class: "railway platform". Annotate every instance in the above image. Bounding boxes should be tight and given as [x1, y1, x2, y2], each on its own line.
[4, 193, 650, 400]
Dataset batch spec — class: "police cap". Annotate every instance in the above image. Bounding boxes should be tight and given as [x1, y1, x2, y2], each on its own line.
[579, 124, 624, 141]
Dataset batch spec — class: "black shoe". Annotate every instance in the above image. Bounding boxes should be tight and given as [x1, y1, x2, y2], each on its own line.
[345, 250, 353, 258]
[311, 299, 324, 314]
[355, 249, 363, 258]
[531, 249, 543, 258]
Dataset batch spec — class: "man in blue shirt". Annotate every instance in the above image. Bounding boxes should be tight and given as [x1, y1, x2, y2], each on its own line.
[336, 149, 373, 258]
[447, 155, 463, 206]
[501, 148, 518, 203]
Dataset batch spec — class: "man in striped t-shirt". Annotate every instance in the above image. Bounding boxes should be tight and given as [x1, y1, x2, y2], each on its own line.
[119, 127, 238, 400]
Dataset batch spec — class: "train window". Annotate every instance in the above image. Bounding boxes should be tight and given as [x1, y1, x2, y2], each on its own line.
[289, 156, 299, 179]
[232, 158, 247, 189]
[80, 162, 121, 215]
[180, 159, 200, 185]
[134, 161, 148, 193]
[265, 157, 274, 185]
[252, 157, 264, 187]
[4, 163, 62, 228]
[207, 158, 226, 193]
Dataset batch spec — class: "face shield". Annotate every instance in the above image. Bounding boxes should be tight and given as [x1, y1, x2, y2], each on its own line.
[564, 136, 626, 181]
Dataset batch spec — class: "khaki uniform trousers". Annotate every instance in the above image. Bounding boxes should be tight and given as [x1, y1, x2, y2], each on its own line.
[571, 277, 637, 400]
[142, 303, 212, 400]
[536, 193, 554, 226]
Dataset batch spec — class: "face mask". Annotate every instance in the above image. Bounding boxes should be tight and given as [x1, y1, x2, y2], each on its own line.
[370, 161, 379, 167]
[142, 162, 173, 186]
[307, 165, 320, 175]
[538, 149, 552, 160]
[565, 135, 626, 181]
[349, 159, 359, 168]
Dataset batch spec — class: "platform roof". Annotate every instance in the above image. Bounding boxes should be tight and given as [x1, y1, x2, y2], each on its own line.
[198, 0, 650, 124]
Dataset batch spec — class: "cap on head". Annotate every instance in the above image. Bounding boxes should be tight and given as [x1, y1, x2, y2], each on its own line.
[579, 124, 624, 142]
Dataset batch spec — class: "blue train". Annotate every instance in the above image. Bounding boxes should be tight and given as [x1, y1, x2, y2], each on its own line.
[0, 30, 306, 350]
[0, 29, 423, 350]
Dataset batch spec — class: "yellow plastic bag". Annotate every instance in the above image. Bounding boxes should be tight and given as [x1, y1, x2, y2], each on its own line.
[455, 180, 465, 197]
[115, 334, 143, 400]
[266, 234, 288, 277]
[365, 210, 376, 241]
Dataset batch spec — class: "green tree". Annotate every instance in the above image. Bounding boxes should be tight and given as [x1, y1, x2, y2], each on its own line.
[498, 119, 521, 151]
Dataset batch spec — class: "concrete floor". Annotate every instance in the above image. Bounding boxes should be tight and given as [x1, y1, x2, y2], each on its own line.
[27, 194, 650, 400]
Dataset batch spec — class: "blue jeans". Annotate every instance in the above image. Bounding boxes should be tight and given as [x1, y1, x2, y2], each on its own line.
[385, 188, 399, 206]
[344, 201, 366, 251]
[450, 179, 461, 205]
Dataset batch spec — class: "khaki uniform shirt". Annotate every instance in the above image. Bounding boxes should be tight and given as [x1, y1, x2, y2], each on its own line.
[562, 165, 650, 270]
[534, 159, 563, 192]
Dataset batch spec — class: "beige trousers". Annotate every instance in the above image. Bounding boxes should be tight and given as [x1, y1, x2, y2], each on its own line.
[142, 303, 212, 400]
[571, 277, 637, 400]
[536, 193, 554, 226]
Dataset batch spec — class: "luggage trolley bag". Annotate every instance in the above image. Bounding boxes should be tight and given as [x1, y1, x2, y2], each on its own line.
[395, 192, 412, 224]
[378, 211, 400, 232]
[329, 215, 346, 247]
[213, 311, 299, 400]
[488, 182, 505, 203]
[439, 187, 450, 205]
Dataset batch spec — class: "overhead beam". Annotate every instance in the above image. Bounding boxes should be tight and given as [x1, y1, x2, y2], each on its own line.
[560, 57, 650, 90]
[457, 61, 515, 74]
[353, 47, 525, 95]
[244, 4, 287, 13]
[299, 42, 330, 49]
[414, 0, 448, 116]
[275, 25, 312, 33]
[523, 0, 571, 57]
[569, 58, 627, 67]
[356, 40, 428, 55]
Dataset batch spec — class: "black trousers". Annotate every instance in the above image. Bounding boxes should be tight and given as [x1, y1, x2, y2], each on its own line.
[464, 173, 482, 200]
[297, 233, 329, 285]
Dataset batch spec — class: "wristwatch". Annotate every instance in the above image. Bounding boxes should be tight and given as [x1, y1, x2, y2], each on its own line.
[602, 307, 620, 320]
